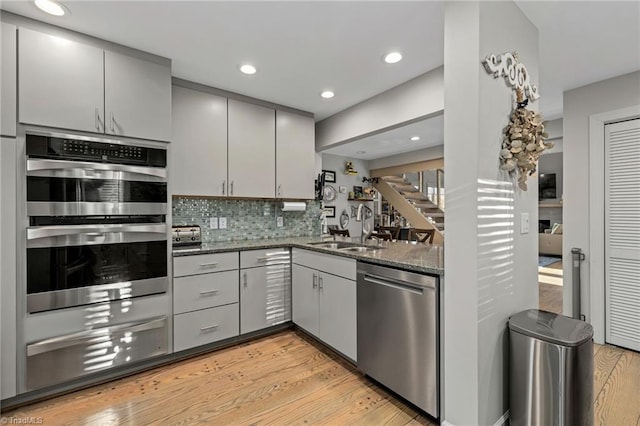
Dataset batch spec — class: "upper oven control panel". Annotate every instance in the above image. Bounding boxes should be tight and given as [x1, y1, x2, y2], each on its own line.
[26, 134, 166, 167]
[172, 225, 202, 247]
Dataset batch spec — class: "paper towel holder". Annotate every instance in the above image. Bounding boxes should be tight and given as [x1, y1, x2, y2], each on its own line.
[281, 201, 306, 212]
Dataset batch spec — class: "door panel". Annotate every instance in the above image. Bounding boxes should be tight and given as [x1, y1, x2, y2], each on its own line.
[18, 28, 104, 133]
[104, 51, 171, 141]
[276, 110, 315, 199]
[228, 99, 275, 198]
[318, 273, 356, 361]
[605, 118, 640, 351]
[292, 264, 319, 337]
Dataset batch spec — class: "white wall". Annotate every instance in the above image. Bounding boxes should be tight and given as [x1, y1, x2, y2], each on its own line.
[321, 154, 373, 238]
[368, 145, 444, 171]
[444, 2, 538, 424]
[562, 71, 640, 324]
[315, 67, 444, 151]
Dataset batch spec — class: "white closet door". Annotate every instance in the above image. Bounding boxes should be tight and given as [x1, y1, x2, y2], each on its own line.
[605, 118, 640, 351]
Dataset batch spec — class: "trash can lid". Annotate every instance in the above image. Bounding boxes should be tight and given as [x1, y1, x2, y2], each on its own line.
[508, 309, 593, 347]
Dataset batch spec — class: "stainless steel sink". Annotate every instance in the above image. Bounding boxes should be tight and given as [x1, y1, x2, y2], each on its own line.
[339, 245, 386, 252]
[308, 241, 358, 249]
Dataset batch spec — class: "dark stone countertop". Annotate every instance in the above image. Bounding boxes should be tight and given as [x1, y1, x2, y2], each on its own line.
[173, 236, 444, 276]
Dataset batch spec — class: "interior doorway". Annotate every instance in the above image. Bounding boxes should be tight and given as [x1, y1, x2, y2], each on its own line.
[538, 259, 563, 314]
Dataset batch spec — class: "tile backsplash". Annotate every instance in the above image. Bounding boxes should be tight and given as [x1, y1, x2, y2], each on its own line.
[172, 197, 322, 243]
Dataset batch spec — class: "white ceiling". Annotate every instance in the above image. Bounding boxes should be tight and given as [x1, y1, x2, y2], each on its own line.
[323, 114, 444, 160]
[1, 1, 638, 159]
[0, 0, 444, 121]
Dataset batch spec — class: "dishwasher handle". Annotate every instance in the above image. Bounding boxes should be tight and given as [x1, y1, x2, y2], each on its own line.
[363, 273, 425, 295]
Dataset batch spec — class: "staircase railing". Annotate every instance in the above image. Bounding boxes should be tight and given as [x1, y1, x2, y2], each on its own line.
[374, 179, 444, 244]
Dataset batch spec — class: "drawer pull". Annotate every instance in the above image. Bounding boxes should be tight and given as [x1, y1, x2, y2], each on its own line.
[199, 289, 219, 296]
[200, 324, 219, 333]
[199, 262, 219, 268]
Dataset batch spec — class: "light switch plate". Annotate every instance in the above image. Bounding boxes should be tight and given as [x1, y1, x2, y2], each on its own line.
[520, 212, 530, 234]
[276, 216, 284, 227]
[209, 217, 218, 229]
[219, 217, 227, 229]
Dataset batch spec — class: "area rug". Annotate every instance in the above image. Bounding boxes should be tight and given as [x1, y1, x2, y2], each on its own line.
[539, 256, 562, 267]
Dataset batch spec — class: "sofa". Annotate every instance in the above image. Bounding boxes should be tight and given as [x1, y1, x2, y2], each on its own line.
[539, 223, 563, 256]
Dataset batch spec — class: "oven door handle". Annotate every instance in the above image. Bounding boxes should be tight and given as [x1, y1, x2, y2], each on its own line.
[26, 317, 167, 357]
[27, 158, 167, 182]
[27, 224, 168, 247]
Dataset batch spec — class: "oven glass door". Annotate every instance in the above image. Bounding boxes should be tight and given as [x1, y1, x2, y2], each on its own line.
[27, 177, 167, 203]
[26, 224, 168, 313]
[26, 158, 167, 216]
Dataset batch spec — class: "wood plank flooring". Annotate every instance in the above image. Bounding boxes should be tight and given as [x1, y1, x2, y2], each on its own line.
[3, 305, 639, 425]
[2, 331, 435, 425]
[539, 260, 563, 314]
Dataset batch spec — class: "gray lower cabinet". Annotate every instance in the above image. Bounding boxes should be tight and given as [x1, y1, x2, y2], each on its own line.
[172, 85, 228, 196]
[173, 305, 239, 353]
[240, 249, 291, 334]
[1, 23, 16, 137]
[18, 27, 171, 141]
[172, 252, 240, 352]
[292, 249, 357, 361]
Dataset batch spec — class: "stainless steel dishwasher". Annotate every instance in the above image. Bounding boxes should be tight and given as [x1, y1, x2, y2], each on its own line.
[357, 262, 439, 418]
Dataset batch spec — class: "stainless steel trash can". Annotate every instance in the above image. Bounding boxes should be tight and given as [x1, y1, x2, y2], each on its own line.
[509, 309, 594, 426]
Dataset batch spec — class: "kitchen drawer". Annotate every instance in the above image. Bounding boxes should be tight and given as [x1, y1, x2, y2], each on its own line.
[240, 247, 290, 269]
[173, 252, 239, 277]
[292, 248, 356, 280]
[173, 304, 239, 352]
[173, 270, 239, 314]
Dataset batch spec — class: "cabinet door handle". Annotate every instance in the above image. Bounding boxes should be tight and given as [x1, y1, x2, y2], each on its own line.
[277, 184, 282, 197]
[199, 289, 219, 296]
[222, 180, 226, 196]
[95, 108, 102, 131]
[318, 276, 323, 290]
[243, 272, 248, 288]
[110, 112, 115, 133]
[230, 181, 234, 196]
[199, 262, 219, 269]
[312, 273, 317, 289]
[200, 324, 219, 333]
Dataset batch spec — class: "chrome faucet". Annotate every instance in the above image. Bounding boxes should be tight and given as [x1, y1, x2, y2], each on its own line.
[356, 203, 373, 243]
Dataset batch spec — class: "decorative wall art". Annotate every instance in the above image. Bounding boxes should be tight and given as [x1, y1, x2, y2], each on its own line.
[483, 51, 554, 190]
[322, 170, 336, 183]
[323, 206, 336, 218]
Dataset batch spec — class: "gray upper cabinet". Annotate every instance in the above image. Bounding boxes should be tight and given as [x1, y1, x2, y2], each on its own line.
[1, 23, 16, 137]
[104, 51, 171, 141]
[18, 28, 170, 141]
[228, 99, 275, 198]
[276, 110, 315, 199]
[171, 86, 228, 196]
[18, 28, 104, 134]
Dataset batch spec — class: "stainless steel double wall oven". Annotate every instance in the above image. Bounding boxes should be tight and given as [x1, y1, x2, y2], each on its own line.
[22, 132, 170, 391]
[25, 133, 169, 313]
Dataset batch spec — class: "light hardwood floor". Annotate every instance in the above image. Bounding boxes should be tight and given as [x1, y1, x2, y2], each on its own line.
[2, 331, 435, 425]
[539, 260, 563, 314]
[3, 320, 639, 425]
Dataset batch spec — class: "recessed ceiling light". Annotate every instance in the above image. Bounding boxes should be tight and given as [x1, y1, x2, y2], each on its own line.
[356, 150, 366, 154]
[320, 90, 335, 99]
[34, 0, 66, 16]
[410, 136, 421, 141]
[383, 51, 403, 64]
[239, 64, 257, 75]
